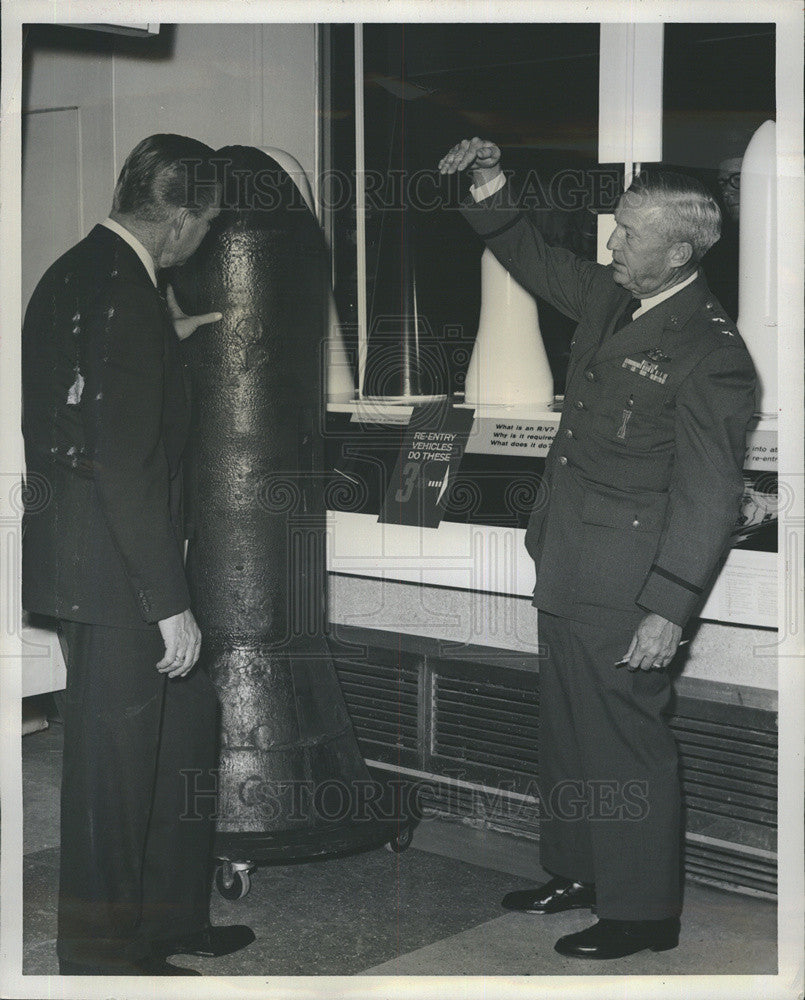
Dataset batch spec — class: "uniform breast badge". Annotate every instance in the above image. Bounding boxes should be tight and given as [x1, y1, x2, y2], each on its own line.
[622, 356, 669, 385]
[644, 347, 671, 363]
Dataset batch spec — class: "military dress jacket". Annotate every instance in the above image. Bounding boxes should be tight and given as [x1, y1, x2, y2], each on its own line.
[460, 187, 757, 627]
[22, 225, 192, 629]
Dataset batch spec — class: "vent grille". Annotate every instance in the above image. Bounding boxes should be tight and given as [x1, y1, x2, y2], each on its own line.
[432, 673, 539, 788]
[419, 777, 776, 899]
[332, 646, 420, 767]
[421, 780, 541, 836]
[684, 839, 777, 897]
[329, 633, 777, 897]
[670, 698, 777, 859]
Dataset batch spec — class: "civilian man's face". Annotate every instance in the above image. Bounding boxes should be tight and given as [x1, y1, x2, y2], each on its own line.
[606, 190, 681, 298]
[161, 197, 221, 268]
[174, 200, 221, 265]
[717, 156, 742, 224]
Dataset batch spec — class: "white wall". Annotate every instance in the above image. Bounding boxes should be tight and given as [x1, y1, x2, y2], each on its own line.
[22, 22, 317, 306]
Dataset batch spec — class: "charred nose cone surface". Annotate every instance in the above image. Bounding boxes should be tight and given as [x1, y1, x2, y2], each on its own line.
[171, 147, 393, 863]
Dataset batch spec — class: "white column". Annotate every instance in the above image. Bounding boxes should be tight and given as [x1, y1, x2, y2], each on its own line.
[599, 22, 664, 166]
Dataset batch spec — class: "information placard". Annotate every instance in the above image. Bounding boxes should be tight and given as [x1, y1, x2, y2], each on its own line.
[468, 415, 560, 457]
[379, 406, 475, 528]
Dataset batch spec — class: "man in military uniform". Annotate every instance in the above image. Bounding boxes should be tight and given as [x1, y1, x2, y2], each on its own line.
[438, 138, 756, 959]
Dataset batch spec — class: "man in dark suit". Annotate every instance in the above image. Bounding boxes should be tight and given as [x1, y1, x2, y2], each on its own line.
[22, 134, 255, 975]
[439, 138, 756, 959]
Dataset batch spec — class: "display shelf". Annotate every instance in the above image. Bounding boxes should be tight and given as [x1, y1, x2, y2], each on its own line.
[328, 397, 563, 426]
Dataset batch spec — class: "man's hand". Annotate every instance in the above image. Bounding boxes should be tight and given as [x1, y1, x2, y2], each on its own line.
[622, 613, 683, 672]
[438, 137, 502, 187]
[157, 609, 202, 678]
[165, 285, 222, 342]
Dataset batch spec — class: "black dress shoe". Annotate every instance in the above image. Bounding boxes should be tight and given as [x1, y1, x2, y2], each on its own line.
[59, 956, 201, 975]
[502, 876, 596, 914]
[554, 917, 680, 959]
[163, 923, 256, 958]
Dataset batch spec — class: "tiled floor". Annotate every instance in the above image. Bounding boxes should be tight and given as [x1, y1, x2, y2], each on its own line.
[19, 722, 777, 978]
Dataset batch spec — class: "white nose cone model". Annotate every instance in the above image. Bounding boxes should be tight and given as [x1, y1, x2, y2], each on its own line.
[737, 120, 777, 417]
[464, 248, 554, 408]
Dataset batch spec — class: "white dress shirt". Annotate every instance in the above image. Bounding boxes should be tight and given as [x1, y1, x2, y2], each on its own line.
[631, 271, 698, 317]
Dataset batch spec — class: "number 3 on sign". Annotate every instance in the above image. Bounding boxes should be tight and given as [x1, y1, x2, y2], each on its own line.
[394, 462, 420, 503]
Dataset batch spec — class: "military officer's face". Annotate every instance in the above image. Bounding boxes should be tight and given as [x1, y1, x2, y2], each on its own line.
[607, 190, 687, 298]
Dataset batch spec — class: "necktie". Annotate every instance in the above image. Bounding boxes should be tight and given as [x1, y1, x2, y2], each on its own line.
[614, 296, 641, 332]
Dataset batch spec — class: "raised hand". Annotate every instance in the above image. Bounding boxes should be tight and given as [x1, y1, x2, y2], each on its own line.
[438, 137, 501, 183]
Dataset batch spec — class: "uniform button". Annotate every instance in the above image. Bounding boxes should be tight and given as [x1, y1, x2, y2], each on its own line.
[565, 429, 574, 438]
[558, 456, 568, 466]
[632, 518, 640, 527]
[575, 400, 585, 410]
[585, 370, 595, 381]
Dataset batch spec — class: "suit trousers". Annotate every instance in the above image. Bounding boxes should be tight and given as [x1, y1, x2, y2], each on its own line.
[56, 619, 220, 967]
[536, 610, 682, 920]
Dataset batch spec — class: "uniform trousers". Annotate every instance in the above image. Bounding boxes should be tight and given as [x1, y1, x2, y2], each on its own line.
[537, 609, 682, 920]
[56, 619, 220, 968]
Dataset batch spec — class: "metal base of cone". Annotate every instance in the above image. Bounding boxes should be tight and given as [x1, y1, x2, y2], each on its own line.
[214, 816, 398, 864]
[214, 771, 423, 863]
[212, 773, 422, 898]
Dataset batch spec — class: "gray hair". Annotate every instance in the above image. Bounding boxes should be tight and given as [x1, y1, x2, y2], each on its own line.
[628, 170, 722, 262]
[112, 133, 218, 223]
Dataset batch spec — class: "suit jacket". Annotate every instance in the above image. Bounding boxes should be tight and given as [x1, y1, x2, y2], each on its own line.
[461, 188, 757, 627]
[22, 224, 192, 629]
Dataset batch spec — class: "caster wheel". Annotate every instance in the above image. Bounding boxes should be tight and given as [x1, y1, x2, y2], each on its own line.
[215, 864, 251, 900]
[385, 823, 414, 853]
